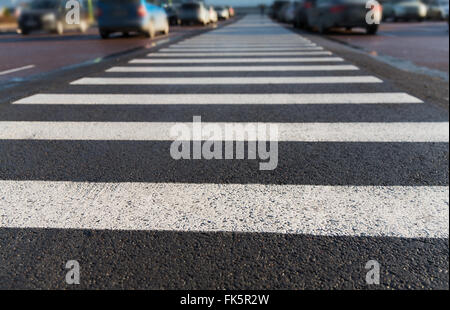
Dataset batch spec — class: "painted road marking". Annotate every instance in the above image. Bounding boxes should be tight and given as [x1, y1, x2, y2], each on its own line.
[129, 57, 344, 64]
[0, 122, 447, 142]
[70, 76, 382, 85]
[0, 181, 447, 238]
[14, 93, 422, 105]
[0, 64, 35, 76]
[106, 65, 359, 72]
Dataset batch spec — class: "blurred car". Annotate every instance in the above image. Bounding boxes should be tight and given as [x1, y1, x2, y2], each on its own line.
[381, 0, 400, 20]
[283, 2, 301, 23]
[96, 0, 169, 39]
[208, 6, 218, 23]
[276, 2, 290, 21]
[426, 0, 449, 19]
[178, 2, 210, 25]
[164, 5, 180, 25]
[215, 6, 230, 20]
[293, 0, 316, 28]
[307, 0, 381, 34]
[226, 6, 235, 17]
[270, 0, 290, 18]
[393, 0, 428, 21]
[18, 0, 89, 35]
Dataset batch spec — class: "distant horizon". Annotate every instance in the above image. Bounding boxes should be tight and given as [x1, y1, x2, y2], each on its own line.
[1, 0, 275, 8]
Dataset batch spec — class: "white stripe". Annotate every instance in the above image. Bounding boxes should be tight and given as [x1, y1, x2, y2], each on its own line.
[0, 65, 35, 76]
[14, 93, 422, 105]
[106, 65, 359, 72]
[160, 47, 325, 52]
[171, 44, 318, 48]
[150, 51, 333, 57]
[1, 181, 447, 238]
[129, 57, 344, 64]
[0, 122, 447, 142]
[71, 76, 382, 85]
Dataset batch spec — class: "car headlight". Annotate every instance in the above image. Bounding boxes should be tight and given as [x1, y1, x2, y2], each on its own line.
[42, 13, 55, 22]
[419, 5, 427, 16]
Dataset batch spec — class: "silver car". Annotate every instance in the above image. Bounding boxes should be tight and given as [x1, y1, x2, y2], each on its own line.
[393, 0, 428, 21]
[425, 0, 449, 20]
[179, 2, 210, 25]
[215, 6, 230, 20]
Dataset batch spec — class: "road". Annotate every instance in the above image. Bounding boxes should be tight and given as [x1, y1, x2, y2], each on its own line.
[0, 23, 220, 85]
[0, 15, 448, 290]
[324, 21, 449, 76]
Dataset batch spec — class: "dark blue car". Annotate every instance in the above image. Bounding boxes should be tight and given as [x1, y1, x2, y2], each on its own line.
[96, 0, 169, 39]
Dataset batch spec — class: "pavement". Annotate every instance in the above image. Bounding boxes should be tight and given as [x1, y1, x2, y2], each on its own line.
[0, 15, 448, 290]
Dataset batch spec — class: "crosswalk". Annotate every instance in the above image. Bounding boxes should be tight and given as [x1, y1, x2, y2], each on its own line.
[0, 15, 448, 287]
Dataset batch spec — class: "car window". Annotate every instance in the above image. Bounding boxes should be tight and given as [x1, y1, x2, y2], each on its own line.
[30, 0, 59, 9]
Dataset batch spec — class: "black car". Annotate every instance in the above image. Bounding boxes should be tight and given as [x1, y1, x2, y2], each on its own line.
[269, 0, 290, 18]
[164, 5, 180, 26]
[18, 0, 90, 35]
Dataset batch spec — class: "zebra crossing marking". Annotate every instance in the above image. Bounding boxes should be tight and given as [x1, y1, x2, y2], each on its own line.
[129, 57, 345, 63]
[106, 65, 359, 72]
[0, 181, 447, 238]
[14, 93, 422, 105]
[0, 121, 447, 142]
[70, 76, 382, 85]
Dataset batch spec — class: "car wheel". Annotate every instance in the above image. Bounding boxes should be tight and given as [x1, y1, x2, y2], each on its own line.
[317, 21, 329, 34]
[20, 28, 29, 35]
[99, 29, 110, 39]
[145, 21, 155, 38]
[366, 24, 378, 35]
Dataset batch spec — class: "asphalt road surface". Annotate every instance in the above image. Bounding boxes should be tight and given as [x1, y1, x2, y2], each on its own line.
[324, 21, 449, 76]
[0, 23, 222, 85]
[0, 15, 448, 290]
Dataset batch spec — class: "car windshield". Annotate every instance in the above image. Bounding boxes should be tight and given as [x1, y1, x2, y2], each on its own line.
[181, 3, 200, 9]
[30, 0, 59, 9]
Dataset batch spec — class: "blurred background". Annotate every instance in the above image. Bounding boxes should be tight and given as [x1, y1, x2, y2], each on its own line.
[0, 0, 448, 82]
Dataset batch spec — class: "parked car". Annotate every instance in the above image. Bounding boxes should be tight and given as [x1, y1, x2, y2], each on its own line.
[392, 0, 428, 21]
[276, 2, 290, 21]
[178, 2, 210, 25]
[18, 0, 90, 35]
[293, 0, 316, 29]
[215, 6, 230, 20]
[164, 5, 180, 25]
[425, 0, 449, 19]
[96, 0, 169, 39]
[381, 0, 400, 20]
[226, 6, 235, 17]
[282, 2, 301, 23]
[208, 6, 218, 23]
[306, 0, 381, 34]
[270, 0, 290, 18]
